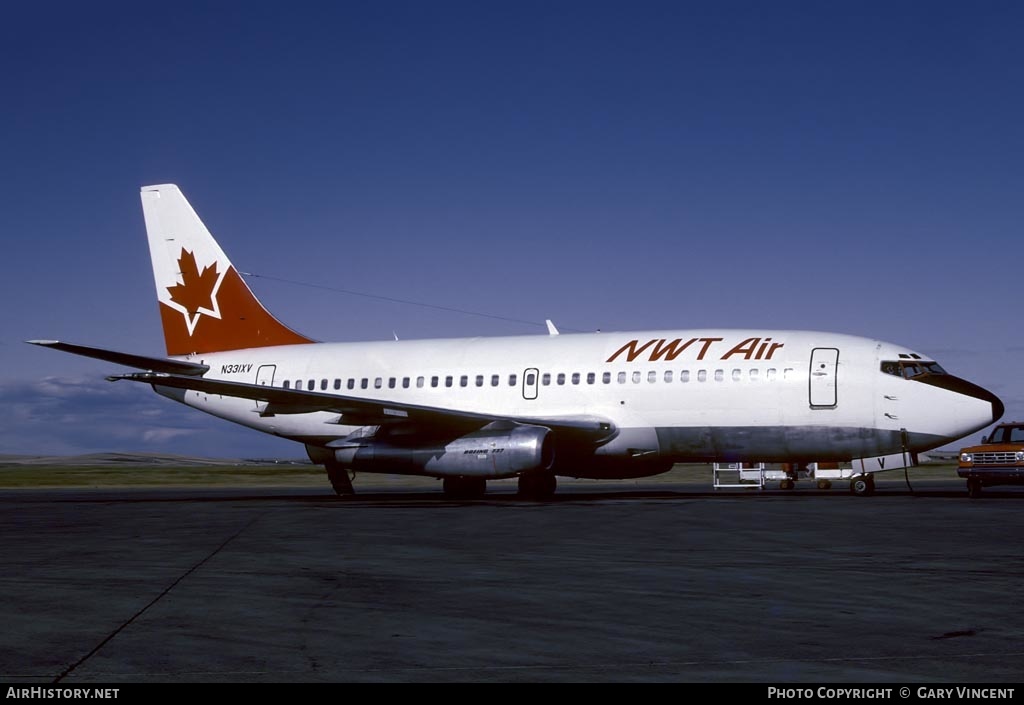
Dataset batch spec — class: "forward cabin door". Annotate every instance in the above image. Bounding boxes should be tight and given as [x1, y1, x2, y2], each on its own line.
[809, 348, 839, 408]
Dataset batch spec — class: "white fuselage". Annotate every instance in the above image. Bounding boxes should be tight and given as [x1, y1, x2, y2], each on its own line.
[156, 328, 997, 479]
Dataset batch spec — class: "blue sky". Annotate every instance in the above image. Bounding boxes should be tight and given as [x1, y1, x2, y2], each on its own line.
[2, 2, 1021, 458]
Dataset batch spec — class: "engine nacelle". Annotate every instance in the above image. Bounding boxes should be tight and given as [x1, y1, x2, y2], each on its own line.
[330, 424, 554, 479]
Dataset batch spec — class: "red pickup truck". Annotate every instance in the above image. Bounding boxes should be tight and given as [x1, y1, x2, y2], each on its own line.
[958, 422, 1024, 497]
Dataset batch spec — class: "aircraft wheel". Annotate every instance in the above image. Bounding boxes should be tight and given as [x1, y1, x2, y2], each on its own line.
[518, 473, 557, 500]
[817, 479, 832, 490]
[967, 479, 983, 499]
[849, 475, 875, 497]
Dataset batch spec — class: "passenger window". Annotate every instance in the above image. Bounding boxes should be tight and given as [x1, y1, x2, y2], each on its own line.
[557, 373, 565, 385]
[784, 368, 794, 380]
[1011, 428, 1024, 443]
[308, 380, 316, 391]
[347, 378, 355, 390]
[632, 371, 642, 384]
[572, 373, 581, 385]
[402, 377, 410, 389]
[374, 378, 383, 389]
[283, 380, 291, 389]
[334, 379, 341, 390]
[602, 372, 611, 384]
[749, 369, 759, 381]
[476, 375, 484, 387]
[766, 368, 777, 381]
[587, 372, 596, 385]
[680, 370, 689, 383]
[732, 369, 741, 381]
[542, 373, 551, 386]
[664, 370, 673, 383]
[416, 376, 424, 388]
[526, 373, 535, 386]
[460, 375, 468, 387]
[618, 372, 627, 384]
[388, 378, 396, 389]
[445, 376, 453, 387]
[431, 376, 439, 388]
[714, 370, 724, 382]
[509, 374, 518, 386]
[648, 371, 657, 383]
[321, 379, 328, 390]
[491, 374, 500, 387]
[697, 370, 707, 382]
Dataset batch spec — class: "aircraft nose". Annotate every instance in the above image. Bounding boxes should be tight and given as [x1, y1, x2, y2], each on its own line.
[919, 375, 1004, 424]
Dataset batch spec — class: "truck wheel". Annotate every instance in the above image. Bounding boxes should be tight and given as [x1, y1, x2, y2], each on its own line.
[967, 479, 982, 498]
[817, 479, 832, 490]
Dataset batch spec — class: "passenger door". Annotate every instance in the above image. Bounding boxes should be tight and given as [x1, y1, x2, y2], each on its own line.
[809, 348, 838, 408]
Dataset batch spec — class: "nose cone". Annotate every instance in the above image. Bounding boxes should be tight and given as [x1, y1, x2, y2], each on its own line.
[918, 375, 1004, 425]
[992, 392, 1006, 424]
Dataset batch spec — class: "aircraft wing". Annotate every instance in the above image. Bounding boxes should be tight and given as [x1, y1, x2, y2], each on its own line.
[110, 371, 617, 442]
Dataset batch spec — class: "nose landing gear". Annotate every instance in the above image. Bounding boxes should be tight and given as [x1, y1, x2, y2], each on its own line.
[849, 474, 875, 496]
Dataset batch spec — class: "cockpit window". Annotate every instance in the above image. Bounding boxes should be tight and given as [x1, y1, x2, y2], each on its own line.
[881, 360, 947, 379]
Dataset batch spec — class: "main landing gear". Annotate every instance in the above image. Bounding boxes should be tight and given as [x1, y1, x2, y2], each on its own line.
[325, 461, 355, 496]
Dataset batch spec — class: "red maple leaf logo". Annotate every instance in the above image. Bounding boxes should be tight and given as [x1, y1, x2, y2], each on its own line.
[167, 249, 220, 316]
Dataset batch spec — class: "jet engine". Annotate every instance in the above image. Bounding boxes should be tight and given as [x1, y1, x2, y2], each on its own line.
[330, 424, 554, 479]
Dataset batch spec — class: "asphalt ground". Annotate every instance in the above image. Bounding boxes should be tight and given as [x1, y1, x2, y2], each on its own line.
[1, 473, 1022, 683]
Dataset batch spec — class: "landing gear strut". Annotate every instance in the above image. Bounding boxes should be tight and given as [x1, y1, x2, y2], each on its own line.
[518, 473, 557, 499]
[325, 461, 355, 496]
[443, 476, 487, 500]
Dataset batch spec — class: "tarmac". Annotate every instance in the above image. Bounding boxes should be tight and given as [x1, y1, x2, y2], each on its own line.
[2, 476, 1023, 683]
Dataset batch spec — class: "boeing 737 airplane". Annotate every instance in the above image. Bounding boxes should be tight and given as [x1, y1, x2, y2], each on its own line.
[31, 185, 1003, 497]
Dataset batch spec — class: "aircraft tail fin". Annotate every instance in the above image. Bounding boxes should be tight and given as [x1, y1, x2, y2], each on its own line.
[140, 184, 316, 356]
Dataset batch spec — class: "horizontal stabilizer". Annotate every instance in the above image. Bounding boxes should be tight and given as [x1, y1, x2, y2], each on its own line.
[27, 340, 210, 376]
